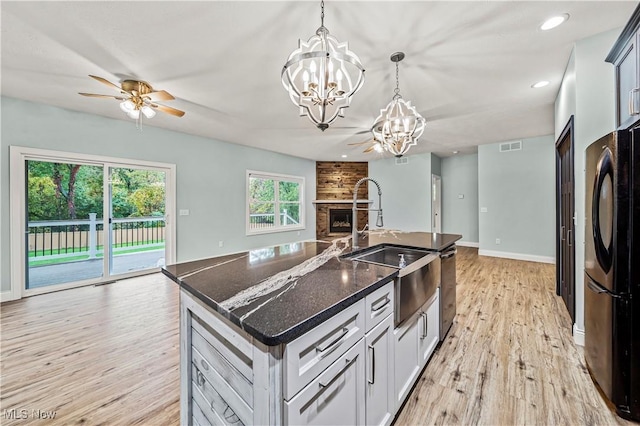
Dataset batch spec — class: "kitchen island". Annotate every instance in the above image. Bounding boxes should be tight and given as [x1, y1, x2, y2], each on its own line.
[163, 230, 461, 426]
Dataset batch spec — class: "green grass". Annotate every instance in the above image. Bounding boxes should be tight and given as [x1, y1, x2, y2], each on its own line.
[28, 241, 164, 257]
[28, 243, 165, 267]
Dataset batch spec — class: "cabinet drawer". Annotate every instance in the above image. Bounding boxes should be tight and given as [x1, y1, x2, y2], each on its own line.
[364, 281, 394, 333]
[285, 339, 366, 426]
[192, 363, 252, 426]
[192, 314, 253, 381]
[283, 299, 365, 400]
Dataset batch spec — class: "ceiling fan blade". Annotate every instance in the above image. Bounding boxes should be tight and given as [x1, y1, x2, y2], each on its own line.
[79, 92, 126, 100]
[363, 146, 375, 153]
[152, 103, 185, 117]
[89, 75, 124, 92]
[144, 90, 175, 102]
[348, 141, 371, 146]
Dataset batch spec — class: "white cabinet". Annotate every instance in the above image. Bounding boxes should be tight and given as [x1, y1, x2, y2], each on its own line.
[365, 314, 395, 426]
[285, 339, 366, 426]
[180, 281, 442, 426]
[418, 289, 440, 366]
[393, 313, 420, 406]
[283, 299, 365, 400]
[393, 289, 440, 407]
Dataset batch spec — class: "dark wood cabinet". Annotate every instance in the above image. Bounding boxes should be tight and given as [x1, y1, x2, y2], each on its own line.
[606, 5, 640, 130]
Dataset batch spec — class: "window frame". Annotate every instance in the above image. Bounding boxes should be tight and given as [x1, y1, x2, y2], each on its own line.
[246, 170, 305, 235]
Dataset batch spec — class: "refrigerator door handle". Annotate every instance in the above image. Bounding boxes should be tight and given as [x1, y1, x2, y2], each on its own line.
[586, 277, 624, 299]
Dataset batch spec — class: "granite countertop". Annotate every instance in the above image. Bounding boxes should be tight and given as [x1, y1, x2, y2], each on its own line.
[162, 230, 461, 346]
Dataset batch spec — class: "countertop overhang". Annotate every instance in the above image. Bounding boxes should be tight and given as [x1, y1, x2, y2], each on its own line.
[162, 230, 461, 346]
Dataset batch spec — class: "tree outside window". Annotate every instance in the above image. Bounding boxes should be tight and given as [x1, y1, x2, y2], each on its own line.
[247, 172, 304, 234]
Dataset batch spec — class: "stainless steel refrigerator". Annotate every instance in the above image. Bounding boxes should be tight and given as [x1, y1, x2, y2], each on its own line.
[584, 128, 639, 421]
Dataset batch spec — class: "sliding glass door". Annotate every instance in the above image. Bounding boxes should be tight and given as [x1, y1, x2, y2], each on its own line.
[26, 160, 105, 289]
[14, 148, 175, 296]
[109, 167, 167, 275]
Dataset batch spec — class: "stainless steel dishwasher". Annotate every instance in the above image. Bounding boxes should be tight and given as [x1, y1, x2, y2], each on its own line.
[439, 245, 457, 340]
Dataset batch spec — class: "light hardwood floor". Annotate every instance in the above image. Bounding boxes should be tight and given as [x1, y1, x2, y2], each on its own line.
[0, 248, 635, 425]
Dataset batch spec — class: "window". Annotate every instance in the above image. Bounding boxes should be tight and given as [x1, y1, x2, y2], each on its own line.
[246, 171, 304, 234]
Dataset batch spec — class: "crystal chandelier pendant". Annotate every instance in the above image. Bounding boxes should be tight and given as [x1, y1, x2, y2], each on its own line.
[372, 52, 425, 157]
[281, 1, 365, 131]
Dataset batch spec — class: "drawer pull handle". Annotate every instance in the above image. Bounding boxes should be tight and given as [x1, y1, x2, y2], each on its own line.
[368, 345, 375, 385]
[319, 358, 352, 388]
[316, 327, 349, 354]
[196, 370, 205, 387]
[420, 313, 428, 339]
[371, 297, 390, 313]
[200, 359, 209, 371]
[630, 88, 640, 116]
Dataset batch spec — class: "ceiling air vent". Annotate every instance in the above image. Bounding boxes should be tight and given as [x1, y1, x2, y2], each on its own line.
[395, 157, 409, 165]
[499, 140, 522, 152]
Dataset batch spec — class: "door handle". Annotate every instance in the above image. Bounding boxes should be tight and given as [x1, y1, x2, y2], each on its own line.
[367, 345, 375, 385]
[629, 88, 640, 116]
[561, 226, 565, 241]
[567, 229, 572, 246]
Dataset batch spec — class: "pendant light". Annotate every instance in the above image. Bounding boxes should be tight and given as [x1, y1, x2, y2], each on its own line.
[281, 0, 365, 131]
[372, 52, 426, 157]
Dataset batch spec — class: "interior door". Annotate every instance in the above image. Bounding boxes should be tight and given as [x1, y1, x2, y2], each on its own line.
[555, 117, 575, 321]
[432, 175, 442, 234]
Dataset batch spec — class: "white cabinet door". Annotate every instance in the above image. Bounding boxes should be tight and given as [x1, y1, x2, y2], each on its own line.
[365, 315, 394, 426]
[285, 339, 366, 426]
[418, 289, 440, 367]
[393, 314, 420, 406]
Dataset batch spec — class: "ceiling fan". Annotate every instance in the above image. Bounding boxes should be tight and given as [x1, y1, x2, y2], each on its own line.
[348, 137, 384, 154]
[79, 75, 185, 123]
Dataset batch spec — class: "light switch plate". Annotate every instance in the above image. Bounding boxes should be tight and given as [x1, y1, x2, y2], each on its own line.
[480, 207, 488, 213]
[458, 194, 464, 199]
[179, 209, 190, 216]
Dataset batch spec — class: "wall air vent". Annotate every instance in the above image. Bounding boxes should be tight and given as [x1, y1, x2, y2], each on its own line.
[395, 157, 409, 165]
[499, 140, 522, 152]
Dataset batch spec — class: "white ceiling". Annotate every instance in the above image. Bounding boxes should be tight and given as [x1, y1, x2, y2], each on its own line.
[1, 1, 637, 161]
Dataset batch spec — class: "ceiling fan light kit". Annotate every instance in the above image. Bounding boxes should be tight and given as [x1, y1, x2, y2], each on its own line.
[372, 52, 426, 157]
[79, 75, 184, 130]
[281, 0, 365, 131]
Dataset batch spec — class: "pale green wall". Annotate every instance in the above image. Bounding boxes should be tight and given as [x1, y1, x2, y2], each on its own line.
[368, 153, 433, 232]
[554, 29, 619, 333]
[0, 97, 317, 292]
[430, 154, 441, 177]
[441, 153, 479, 244]
[478, 135, 555, 258]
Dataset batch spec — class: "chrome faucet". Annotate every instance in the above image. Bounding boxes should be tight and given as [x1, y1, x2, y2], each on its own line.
[352, 177, 383, 249]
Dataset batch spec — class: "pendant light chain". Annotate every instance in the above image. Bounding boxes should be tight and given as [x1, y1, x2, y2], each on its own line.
[393, 61, 401, 100]
[320, 0, 325, 28]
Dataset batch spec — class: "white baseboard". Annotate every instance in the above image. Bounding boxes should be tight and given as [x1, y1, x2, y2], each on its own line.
[478, 249, 555, 264]
[573, 323, 585, 346]
[456, 241, 479, 248]
[0, 290, 18, 303]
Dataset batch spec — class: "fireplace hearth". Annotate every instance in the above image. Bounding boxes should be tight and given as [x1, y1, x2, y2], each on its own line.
[329, 209, 353, 234]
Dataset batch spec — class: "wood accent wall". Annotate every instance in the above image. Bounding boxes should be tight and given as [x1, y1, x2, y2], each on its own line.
[315, 162, 368, 239]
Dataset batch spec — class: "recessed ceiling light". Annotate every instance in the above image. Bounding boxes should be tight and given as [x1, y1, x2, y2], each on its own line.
[341, 154, 348, 158]
[540, 14, 569, 31]
[452, 151, 459, 154]
[531, 80, 550, 89]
